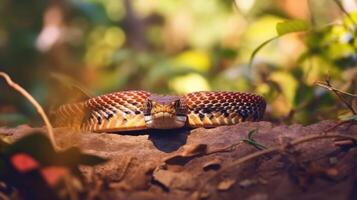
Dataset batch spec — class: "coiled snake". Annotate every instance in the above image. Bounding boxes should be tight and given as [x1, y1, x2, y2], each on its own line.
[55, 91, 266, 132]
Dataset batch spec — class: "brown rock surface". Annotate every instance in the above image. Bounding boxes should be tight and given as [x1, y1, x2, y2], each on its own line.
[1, 120, 357, 200]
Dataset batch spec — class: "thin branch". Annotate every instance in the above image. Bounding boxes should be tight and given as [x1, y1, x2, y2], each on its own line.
[326, 78, 356, 114]
[194, 133, 357, 199]
[307, 0, 316, 27]
[333, 0, 357, 27]
[315, 81, 357, 98]
[315, 80, 357, 114]
[206, 140, 244, 155]
[0, 72, 57, 149]
[232, 0, 239, 12]
[323, 119, 356, 132]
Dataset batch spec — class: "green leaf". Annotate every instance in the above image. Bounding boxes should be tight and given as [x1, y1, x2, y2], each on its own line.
[276, 20, 310, 36]
[248, 129, 258, 140]
[249, 20, 309, 68]
[243, 129, 267, 150]
[219, 48, 238, 58]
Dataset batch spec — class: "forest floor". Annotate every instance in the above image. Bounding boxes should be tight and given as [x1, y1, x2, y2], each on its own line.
[1, 120, 357, 200]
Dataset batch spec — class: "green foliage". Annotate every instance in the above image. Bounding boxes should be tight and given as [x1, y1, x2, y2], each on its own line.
[276, 20, 310, 36]
[249, 19, 310, 68]
[0, 0, 356, 125]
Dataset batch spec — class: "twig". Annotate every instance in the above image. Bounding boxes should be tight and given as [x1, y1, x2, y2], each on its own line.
[316, 78, 357, 133]
[206, 140, 244, 155]
[315, 80, 357, 114]
[333, 138, 356, 147]
[325, 79, 356, 114]
[333, 0, 357, 27]
[315, 81, 357, 98]
[323, 119, 356, 132]
[194, 133, 357, 199]
[307, 0, 316, 27]
[0, 72, 57, 149]
[199, 130, 264, 156]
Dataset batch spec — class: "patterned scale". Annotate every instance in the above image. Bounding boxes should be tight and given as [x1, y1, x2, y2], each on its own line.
[184, 91, 266, 127]
[82, 91, 150, 132]
[54, 91, 150, 132]
[54, 90, 266, 132]
[54, 102, 86, 130]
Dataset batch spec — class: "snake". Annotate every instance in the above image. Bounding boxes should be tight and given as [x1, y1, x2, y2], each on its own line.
[54, 91, 266, 132]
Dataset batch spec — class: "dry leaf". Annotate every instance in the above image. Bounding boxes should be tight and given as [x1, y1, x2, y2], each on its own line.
[202, 158, 221, 171]
[152, 169, 175, 189]
[217, 179, 236, 191]
[182, 144, 208, 157]
[40, 166, 69, 187]
[325, 168, 338, 177]
[191, 191, 210, 200]
[163, 144, 208, 166]
[109, 182, 132, 190]
[239, 179, 258, 188]
[164, 155, 192, 166]
[153, 169, 196, 190]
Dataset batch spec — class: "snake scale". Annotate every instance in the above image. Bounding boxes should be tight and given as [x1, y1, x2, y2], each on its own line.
[54, 91, 266, 132]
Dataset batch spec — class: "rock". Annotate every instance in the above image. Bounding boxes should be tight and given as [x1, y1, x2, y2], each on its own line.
[1, 120, 357, 200]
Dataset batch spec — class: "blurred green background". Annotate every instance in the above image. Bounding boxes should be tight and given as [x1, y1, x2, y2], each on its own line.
[0, 0, 357, 126]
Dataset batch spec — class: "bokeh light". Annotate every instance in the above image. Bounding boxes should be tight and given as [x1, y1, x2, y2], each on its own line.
[0, 0, 356, 126]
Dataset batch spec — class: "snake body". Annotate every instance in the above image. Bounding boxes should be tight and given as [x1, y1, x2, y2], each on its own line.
[55, 91, 266, 132]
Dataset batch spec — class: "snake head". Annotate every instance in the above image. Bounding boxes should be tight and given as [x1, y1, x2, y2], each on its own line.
[143, 95, 187, 129]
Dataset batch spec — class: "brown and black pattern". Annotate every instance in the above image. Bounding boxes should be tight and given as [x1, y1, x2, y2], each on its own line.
[82, 90, 151, 131]
[54, 90, 266, 132]
[54, 91, 151, 132]
[184, 91, 266, 127]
